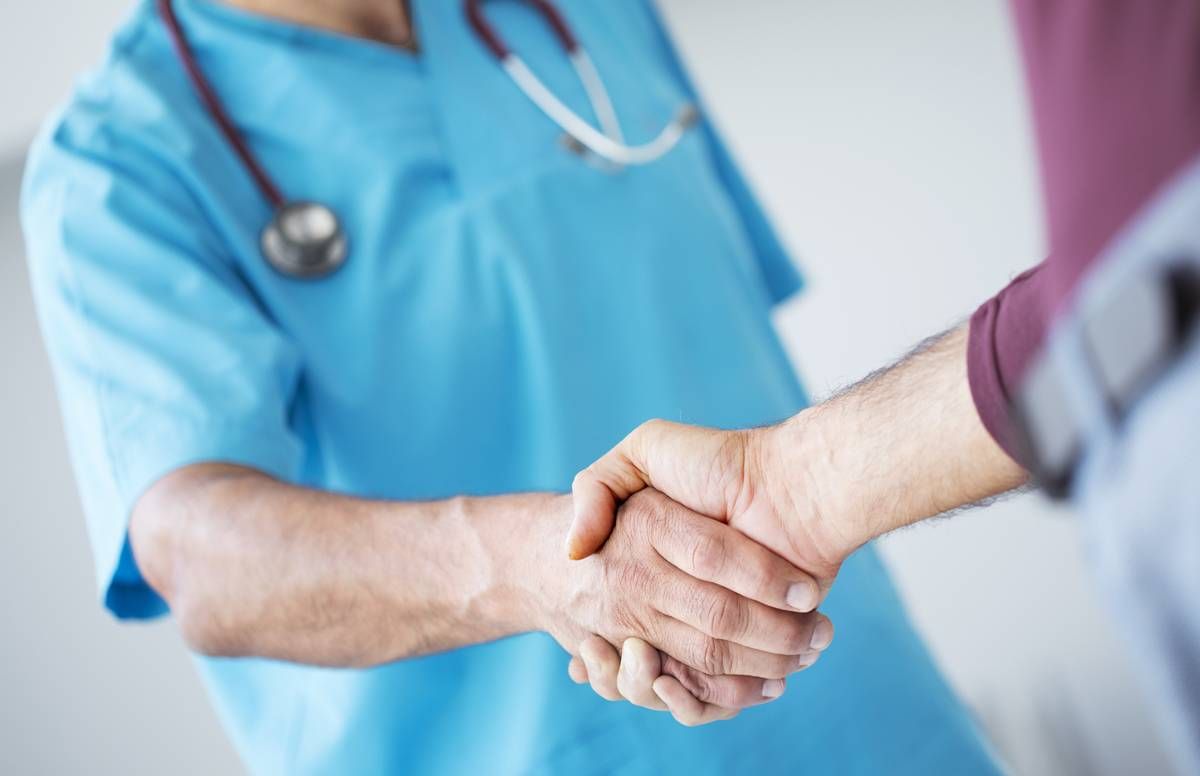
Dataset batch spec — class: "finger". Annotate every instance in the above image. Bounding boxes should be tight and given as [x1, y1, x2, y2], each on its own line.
[659, 653, 787, 709]
[615, 638, 668, 711]
[568, 420, 736, 560]
[567, 468, 621, 561]
[651, 567, 827, 655]
[653, 511, 821, 613]
[568, 656, 588, 684]
[652, 675, 739, 727]
[652, 613, 816, 679]
[568, 442, 652, 560]
[580, 636, 622, 701]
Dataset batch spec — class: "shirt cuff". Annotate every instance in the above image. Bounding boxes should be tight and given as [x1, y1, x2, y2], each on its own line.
[966, 265, 1050, 466]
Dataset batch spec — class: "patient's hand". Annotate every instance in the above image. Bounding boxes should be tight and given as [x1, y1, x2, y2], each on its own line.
[563, 329, 1028, 722]
[562, 419, 847, 722]
[569, 419, 855, 601]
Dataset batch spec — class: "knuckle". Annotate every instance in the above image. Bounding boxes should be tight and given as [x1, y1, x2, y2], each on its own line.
[689, 532, 728, 580]
[702, 591, 745, 639]
[669, 660, 716, 704]
[689, 675, 722, 706]
[698, 636, 729, 675]
[745, 554, 775, 597]
[701, 677, 749, 708]
[622, 488, 662, 526]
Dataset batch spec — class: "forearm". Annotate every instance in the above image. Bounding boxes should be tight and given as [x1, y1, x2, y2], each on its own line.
[131, 463, 564, 667]
[772, 324, 1028, 552]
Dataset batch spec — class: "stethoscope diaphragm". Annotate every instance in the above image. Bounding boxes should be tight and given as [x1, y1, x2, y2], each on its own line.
[161, 0, 697, 281]
[260, 201, 348, 279]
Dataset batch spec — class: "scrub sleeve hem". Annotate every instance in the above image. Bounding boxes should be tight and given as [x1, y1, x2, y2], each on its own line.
[100, 417, 304, 620]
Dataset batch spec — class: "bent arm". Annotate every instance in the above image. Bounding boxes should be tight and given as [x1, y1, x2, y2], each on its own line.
[131, 463, 556, 667]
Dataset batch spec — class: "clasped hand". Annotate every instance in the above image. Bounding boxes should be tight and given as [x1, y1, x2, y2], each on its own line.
[549, 417, 863, 726]
[540, 488, 829, 725]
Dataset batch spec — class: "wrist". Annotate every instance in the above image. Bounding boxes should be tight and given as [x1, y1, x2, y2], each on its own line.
[460, 492, 574, 637]
[760, 406, 883, 559]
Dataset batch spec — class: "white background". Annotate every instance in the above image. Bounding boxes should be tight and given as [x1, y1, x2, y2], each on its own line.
[0, 1, 1178, 774]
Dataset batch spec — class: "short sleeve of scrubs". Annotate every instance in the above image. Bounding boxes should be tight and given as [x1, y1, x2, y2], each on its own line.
[21, 104, 304, 620]
[639, 0, 803, 305]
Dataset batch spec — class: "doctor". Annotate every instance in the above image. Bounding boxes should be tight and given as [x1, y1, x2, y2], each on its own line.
[22, 0, 998, 773]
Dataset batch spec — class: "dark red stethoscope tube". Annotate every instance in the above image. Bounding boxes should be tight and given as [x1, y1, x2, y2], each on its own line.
[464, 0, 578, 60]
[160, 0, 587, 206]
[156, 0, 285, 208]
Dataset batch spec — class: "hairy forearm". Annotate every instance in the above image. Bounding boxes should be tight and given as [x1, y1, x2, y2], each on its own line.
[131, 463, 565, 667]
[772, 324, 1028, 552]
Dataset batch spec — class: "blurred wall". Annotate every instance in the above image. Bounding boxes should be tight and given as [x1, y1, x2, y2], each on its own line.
[0, 2, 1178, 775]
[0, 3, 135, 154]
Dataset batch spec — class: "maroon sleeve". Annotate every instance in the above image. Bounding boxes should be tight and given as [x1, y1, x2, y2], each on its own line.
[967, 265, 1047, 458]
[967, 0, 1200, 462]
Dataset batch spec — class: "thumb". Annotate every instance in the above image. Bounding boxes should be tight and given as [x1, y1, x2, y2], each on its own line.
[567, 445, 650, 560]
[567, 420, 740, 559]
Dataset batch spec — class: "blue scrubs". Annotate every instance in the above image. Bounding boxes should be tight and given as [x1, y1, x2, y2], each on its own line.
[21, 1, 1000, 773]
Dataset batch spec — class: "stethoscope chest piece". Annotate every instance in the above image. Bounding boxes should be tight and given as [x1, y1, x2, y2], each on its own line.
[261, 201, 348, 279]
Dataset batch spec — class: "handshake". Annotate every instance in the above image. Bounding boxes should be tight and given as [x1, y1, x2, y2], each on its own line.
[541, 416, 865, 726]
[538, 328, 1026, 725]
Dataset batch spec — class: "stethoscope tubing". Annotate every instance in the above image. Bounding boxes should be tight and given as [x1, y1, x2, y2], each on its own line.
[158, 0, 697, 279]
[503, 53, 695, 166]
[465, 0, 697, 167]
[157, 0, 285, 209]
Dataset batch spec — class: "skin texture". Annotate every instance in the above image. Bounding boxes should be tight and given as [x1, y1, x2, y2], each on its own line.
[129, 466, 828, 705]
[225, 0, 417, 49]
[567, 324, 1028, 724]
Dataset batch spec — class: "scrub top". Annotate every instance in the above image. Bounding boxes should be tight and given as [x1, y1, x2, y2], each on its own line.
[21, 1, 1000, 774]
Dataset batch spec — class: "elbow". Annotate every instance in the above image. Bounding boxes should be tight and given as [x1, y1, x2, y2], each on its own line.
[174, 596, 247, 658]
[129, 464, 256, 658]
[134, 527, 249, 658]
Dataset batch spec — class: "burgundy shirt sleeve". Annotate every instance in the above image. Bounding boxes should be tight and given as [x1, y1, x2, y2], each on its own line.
[967, 0, 1200, 462]
[967, 265, 1047, 456]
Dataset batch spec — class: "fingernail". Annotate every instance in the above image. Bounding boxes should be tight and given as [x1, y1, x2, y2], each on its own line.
[810, 619, 833, 651]
[786, 582, 817, 612]
[564, 522, 584, 560]
[762, 679, 785, 699]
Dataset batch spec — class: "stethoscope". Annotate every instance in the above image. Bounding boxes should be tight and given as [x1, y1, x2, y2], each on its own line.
[158, 0, 699, 279]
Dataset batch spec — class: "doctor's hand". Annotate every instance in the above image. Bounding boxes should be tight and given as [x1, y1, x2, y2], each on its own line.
[565, 632, 824, 726]
[537, 489, 831, 712]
